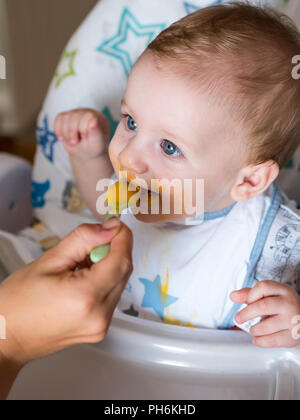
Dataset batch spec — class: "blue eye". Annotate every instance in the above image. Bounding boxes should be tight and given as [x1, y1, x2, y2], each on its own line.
[161, 140, 182, 157]
[127, 116, 137, 132]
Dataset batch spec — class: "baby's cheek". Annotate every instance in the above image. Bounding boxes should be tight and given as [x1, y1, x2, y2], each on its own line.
[181, 183, 204, 218]
[159, 188, 188, 218]
[108, 145, 120, 173]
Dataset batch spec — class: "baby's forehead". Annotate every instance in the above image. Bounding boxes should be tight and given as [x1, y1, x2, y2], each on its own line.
[128, 58, 240, 152]
[133, 51, 236, 105]
[131, 54, 233, 114]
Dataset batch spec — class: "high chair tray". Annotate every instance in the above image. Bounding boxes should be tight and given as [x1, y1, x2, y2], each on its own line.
[8, 312, 300, 400]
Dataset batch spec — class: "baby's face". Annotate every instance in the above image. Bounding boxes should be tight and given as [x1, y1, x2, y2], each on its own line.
[109, 53, 246, 223]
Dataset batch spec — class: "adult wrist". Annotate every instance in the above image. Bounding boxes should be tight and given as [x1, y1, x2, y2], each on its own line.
[0, 290, 27, 368]
[0, 331, 25, 370]
[0, 344, 23, 400]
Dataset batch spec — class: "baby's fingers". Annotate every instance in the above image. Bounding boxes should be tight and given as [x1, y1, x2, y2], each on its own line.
[252, 330, 296, 348]
[250, 314, 286, 337]
[235, 296, 283, 324]
[55, 112, 77, 145]
[230, 288, 251, 304]
[54, 114, 66, 141]
[79, 112, 98, 140]
[247, 280, 290, 305]
[68, 112, 83, 145]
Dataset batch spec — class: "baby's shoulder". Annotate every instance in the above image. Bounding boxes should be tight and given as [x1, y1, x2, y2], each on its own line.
[260, 189, 300, 256]
[277, 190, 300, 223]
[267, 190, 300, 255]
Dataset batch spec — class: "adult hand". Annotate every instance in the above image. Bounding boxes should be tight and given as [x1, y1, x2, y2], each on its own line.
[0, 219, 133, 398]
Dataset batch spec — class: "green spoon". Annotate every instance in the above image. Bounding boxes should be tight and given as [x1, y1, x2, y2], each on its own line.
[90, 212, 120, 263]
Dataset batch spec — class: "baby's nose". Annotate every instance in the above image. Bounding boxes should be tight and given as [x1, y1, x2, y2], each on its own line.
[119, 148, 148, 175]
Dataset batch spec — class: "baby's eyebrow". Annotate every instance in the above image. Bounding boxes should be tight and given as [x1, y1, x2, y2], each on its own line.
[163, 128, 187, 146]
[163, 128, 179, 140]
[121, 98, 135, 117]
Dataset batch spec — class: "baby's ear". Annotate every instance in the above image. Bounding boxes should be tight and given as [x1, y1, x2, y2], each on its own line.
[230, 160, 279, 202]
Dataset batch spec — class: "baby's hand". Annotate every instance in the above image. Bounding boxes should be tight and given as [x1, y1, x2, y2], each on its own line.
[231, 281, 300, 349]
[54, 109, 110, 161]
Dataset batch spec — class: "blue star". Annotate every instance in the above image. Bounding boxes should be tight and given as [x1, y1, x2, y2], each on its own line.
[97, 8, 166, 77]
[184, 0, 221, 15]
[32, 180, 51, 209]
[284, 158, 294, 169]
[37, 116, 58, 163]
[139, 275, 178, 320]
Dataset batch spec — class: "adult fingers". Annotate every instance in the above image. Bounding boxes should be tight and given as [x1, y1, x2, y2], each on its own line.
[90, 223, 133, 296]
[45, 221, 121, 272]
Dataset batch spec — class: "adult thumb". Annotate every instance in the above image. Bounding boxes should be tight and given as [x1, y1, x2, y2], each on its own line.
[47, 221, 121, 271]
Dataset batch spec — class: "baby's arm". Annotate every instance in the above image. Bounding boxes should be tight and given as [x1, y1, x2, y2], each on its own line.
[54, 109, 114, 220]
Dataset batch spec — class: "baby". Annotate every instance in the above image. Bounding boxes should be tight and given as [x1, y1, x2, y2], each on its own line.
[54, 3, 300, 348]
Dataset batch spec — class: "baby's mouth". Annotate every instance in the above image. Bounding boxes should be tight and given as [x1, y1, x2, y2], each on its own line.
[115, 165, 159, 195]
[124, 181, 161, 214]
[120, 175, 160, 197]
[133, 183, 160, 197]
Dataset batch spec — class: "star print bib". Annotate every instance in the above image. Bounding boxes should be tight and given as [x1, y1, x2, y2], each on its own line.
[117, 182, 300, 332]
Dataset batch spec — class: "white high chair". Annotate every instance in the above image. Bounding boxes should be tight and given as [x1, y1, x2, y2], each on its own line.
[2, 0, 300, 400]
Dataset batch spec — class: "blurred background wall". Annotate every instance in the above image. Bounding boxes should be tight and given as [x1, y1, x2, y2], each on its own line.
[0, 0, 97, 138]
